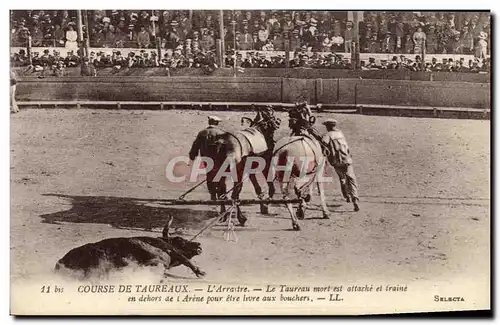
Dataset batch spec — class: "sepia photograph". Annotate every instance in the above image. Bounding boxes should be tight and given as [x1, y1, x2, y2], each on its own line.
[8, 8, 491, 316]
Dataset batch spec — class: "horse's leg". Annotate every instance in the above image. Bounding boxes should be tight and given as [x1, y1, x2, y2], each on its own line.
[249, 173, 269, 214]
[218, 177, 227, 213]
[281, 180, 300, 231]
[268, 181, 276, 199]
[231, 162, 247, 226]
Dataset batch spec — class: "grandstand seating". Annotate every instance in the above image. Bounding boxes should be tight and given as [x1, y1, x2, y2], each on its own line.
[10, 10, 491, 73]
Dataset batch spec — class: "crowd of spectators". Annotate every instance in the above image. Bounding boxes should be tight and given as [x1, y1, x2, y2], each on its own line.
[359, 12, 490, 57]
[11, 10, 490, 58]
[9, 10, 491, 75]
[360, 55, 490, 73]
[10, 47, 220, 76]
[10, 46, 490, 75]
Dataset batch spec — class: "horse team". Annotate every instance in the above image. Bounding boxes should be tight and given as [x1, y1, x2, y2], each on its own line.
[188, 102, 360, 231]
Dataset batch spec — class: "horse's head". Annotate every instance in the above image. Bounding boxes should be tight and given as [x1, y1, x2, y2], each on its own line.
[241, 105, 281, 143]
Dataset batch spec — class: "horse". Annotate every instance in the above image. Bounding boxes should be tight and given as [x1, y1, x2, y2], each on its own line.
[206, 106, 281, 225]
[267, 133, 331, 231]
[220, 107, 331, 231]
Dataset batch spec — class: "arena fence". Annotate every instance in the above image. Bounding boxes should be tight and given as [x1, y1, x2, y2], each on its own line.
[14, 76, 490, 120]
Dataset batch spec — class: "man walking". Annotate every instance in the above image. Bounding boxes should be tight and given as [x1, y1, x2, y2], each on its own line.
[321, 119, 360, 211]
[188, 116, 226, 201]
[10, 69, 19, 114]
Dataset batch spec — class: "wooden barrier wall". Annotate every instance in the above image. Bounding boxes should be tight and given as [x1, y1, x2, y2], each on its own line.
[16, 76, 491, 109]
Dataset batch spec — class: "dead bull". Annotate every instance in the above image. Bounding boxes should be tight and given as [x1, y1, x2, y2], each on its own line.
[55, 217, 205, 278]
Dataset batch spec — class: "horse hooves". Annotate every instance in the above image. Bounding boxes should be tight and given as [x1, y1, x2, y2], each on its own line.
[353, 204, 360, 212]
[292, 224, 301, 231]
[260, 206, 270, 215]
[346, 198, 351, 203]
[238, 217, 248, 227]
[296, 206, 306, 220]
[322, 213, 330, 219]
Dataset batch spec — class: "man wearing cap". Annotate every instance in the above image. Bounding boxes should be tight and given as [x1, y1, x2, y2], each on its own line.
[322, 119, 360, 211]
[189, 116, 227, 201]
[80, 56, 97, 76]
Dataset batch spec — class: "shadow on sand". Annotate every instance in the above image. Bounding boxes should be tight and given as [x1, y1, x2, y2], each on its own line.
[40, 194, 219, 232]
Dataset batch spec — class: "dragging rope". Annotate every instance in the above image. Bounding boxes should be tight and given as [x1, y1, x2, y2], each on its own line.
[190, 202, 238, 242]
[178, 179, 207, 200]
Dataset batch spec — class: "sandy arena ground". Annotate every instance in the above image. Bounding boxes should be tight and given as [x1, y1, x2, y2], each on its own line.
[10, 109, 490, 312]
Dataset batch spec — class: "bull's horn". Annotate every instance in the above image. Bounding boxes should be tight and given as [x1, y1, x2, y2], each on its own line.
[162, 216, 173, 239]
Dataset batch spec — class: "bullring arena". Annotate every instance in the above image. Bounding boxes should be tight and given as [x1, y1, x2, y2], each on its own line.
[10, 9, 490, 315]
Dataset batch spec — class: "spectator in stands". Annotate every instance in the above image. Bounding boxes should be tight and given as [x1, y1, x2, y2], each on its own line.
[368, 30, 379, 53]
[455, 58, 467, 72]
[381, 31, 394, 53]
[429, 57, 438, 70]
[239, 26, 253, 50]
[11, 49, 28, 67]
[403, 33, 413, 54]
[412, 26, 426, 55]
[469, 60, 480, 73]
[425, 25, 437, 54]
[137, 26, 150, 48]
[251, 31, 260, 51]
[271, 31, 284, 50]
[207, 29, 216, 48]
[63, 50, 80, 67]
[39, 49, 51, 67]
[394, 21, 405, 53]
[331, 29, 344, 52]
[250, 20, 260, 35]
[449, 30, 462, 54]
[31, 25, 44, 47]
[165, 21, 180, 50]
[42, 22, 55, 47]
[65, 23, 78, 51]
[290, 29, 302, 51]
[258, 25, 269, 44]
[53, 24, 64, 46]
[192, 31, 200, 52]
[321, 33, 332, 52]
[104, 24, 117, 47]
[460, 25, 474, 55]
[282, 13, 294, 35]
[344, 21, 354, 53]
[475, 32, 488, 59]
[262, 39, 274, 51]
[200, 30, 213, 51]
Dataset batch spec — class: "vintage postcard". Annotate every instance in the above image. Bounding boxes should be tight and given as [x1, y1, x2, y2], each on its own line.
[9, 9, 491, 316]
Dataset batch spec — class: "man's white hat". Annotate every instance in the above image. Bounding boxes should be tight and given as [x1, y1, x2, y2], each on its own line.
[208, 116, 222, 122]
[323, 118, 338, 126]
